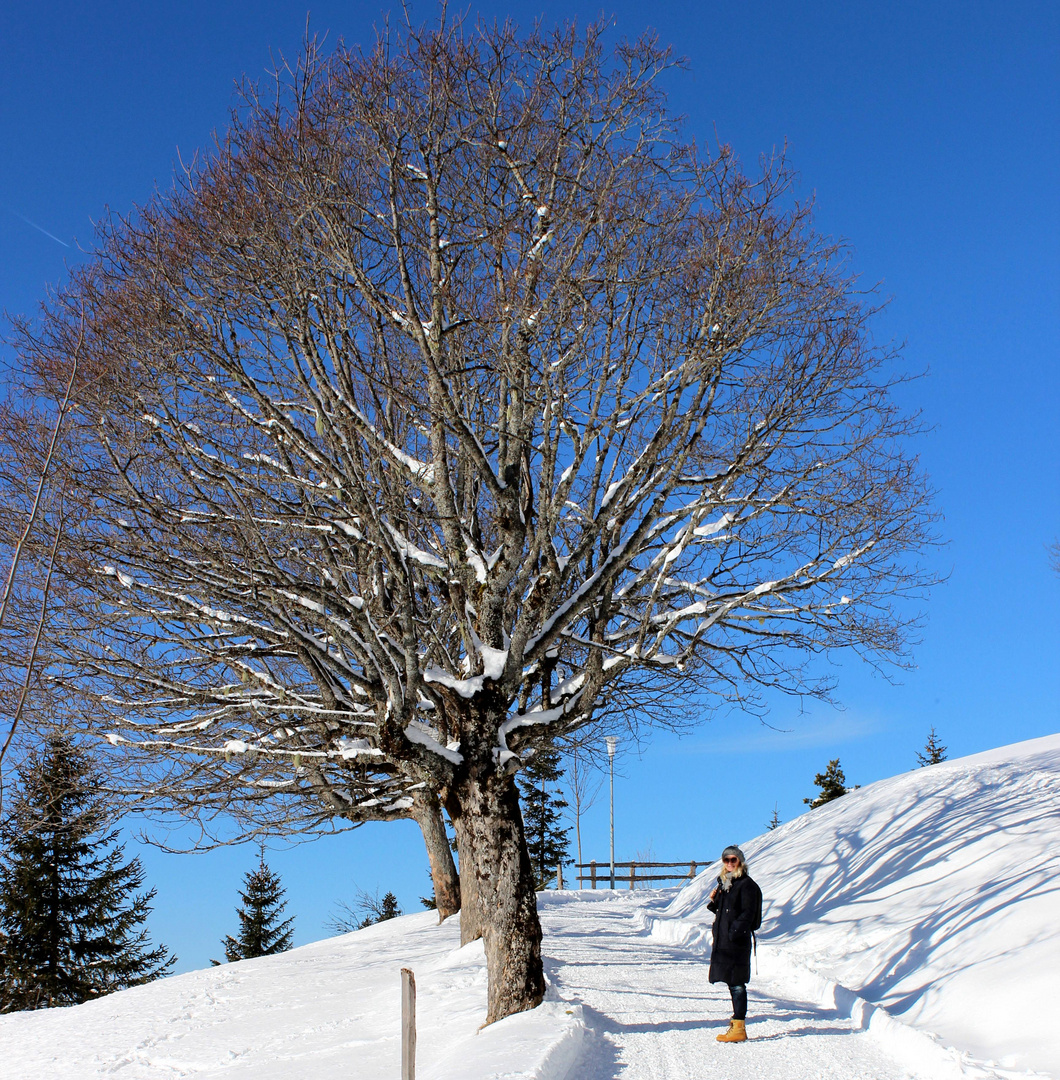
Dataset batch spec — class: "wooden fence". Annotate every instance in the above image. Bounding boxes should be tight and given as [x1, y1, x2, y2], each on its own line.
[573, 860, 711, 889]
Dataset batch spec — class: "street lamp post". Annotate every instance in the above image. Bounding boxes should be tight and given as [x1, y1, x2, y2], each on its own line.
[605, 736, 619, 889]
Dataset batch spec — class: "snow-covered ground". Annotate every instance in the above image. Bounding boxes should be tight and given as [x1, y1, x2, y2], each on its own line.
[545, 890, 928, 1080]
[652, 732, 1060, 1077]
[2, 734, 1057, 1079]
[0, 908, 582, 1080]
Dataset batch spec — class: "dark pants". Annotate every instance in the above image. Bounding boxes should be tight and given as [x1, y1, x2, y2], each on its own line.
[729, 983, 747, 1020]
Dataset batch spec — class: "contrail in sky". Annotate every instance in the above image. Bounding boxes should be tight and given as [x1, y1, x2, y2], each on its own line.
[5, 207, 69, 248]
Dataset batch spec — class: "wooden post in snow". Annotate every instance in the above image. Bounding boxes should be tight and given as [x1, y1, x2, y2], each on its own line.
[401, 967, 416, 1080]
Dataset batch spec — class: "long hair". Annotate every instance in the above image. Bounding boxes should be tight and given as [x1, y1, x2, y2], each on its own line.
[719, 859, 748, 891]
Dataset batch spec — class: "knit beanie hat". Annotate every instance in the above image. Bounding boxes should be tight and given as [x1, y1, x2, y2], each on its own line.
[721, 845, 746, 863]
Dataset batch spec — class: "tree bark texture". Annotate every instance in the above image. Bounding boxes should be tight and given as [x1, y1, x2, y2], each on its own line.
[447, 799, 482, 946]
[450, 768, 545, 1023]
[412, 790, 460, 922]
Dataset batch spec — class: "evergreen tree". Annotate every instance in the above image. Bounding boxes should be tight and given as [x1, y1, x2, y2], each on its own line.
[0, 735, 173, 1011]
[766, 803, 782, 830]
[804, 759, 851, 809]
[517, 746, 571, 889]
[221, 850, 295, 962]
[916, 727, 948, 767]
[373, 892, 401, 925]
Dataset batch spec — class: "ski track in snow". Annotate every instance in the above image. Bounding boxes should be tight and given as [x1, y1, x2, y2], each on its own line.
[541, 891, 918, 1080]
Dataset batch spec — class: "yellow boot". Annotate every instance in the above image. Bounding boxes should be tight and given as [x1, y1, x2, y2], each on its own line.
[716, 1019, 747, 1043]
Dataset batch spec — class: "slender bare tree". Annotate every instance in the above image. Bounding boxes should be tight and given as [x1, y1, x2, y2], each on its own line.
[0, 320, 82, 819]
[566, 743, 603, 881]
[2, 21, 935, 1021]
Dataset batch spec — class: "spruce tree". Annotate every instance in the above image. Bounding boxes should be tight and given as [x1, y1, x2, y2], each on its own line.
[804, 759, 851, 809]
[0, 735, 173, 1011]
[766, 803, 782, 830]
[517, 746, 571, 889]
[373, 892, 401, 925]
[221, 851, 295, 961]
[916, 727, 948, 766]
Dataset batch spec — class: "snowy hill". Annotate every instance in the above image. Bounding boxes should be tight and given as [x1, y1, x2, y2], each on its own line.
[0, 908, 582, 1080]
[651, 732, 1060, 1076]
[1, 734, 1057, 1079]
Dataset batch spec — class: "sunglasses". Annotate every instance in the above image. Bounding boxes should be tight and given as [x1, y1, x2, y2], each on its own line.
[722, 856, 740, 865]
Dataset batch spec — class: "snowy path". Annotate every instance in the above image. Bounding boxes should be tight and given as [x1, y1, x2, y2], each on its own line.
[540, 891, 916, 1080]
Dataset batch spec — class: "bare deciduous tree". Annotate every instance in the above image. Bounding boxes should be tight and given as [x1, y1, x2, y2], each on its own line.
[566, 743, 603, 879]
[1, 21, 935, 1021]
[0, 322, 80, 815]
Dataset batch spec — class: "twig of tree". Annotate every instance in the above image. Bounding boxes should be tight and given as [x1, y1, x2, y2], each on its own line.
[0, 320, 80, 628]
[0, 318, 80, 805]
[0, 509, 65, 787]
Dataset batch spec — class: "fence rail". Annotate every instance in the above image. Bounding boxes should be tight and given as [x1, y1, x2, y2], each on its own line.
[573, 859, 712, 889]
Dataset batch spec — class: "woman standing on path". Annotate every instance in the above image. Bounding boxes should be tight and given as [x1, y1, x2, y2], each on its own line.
[707, 844, 763, 1043]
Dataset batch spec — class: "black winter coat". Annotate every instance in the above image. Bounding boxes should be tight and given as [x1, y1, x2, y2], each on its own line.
[707, 872, 761, 985]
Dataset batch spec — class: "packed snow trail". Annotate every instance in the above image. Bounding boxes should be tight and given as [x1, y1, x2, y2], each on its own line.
[540, 891, 916, 1080]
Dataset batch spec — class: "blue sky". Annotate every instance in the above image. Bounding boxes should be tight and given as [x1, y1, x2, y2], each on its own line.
[2, 1, 1057, 972]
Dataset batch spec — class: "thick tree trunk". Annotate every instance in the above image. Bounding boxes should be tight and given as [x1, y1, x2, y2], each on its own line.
[412, 789, 461, 921]
[450, 767, 546, 1024]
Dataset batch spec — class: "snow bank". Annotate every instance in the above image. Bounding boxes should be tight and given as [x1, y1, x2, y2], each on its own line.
[0, 909, 584, 1080]
[654, 733, 1060, 1077]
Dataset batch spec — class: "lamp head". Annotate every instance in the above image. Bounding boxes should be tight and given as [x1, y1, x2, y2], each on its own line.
[605, 736, 619, 758]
